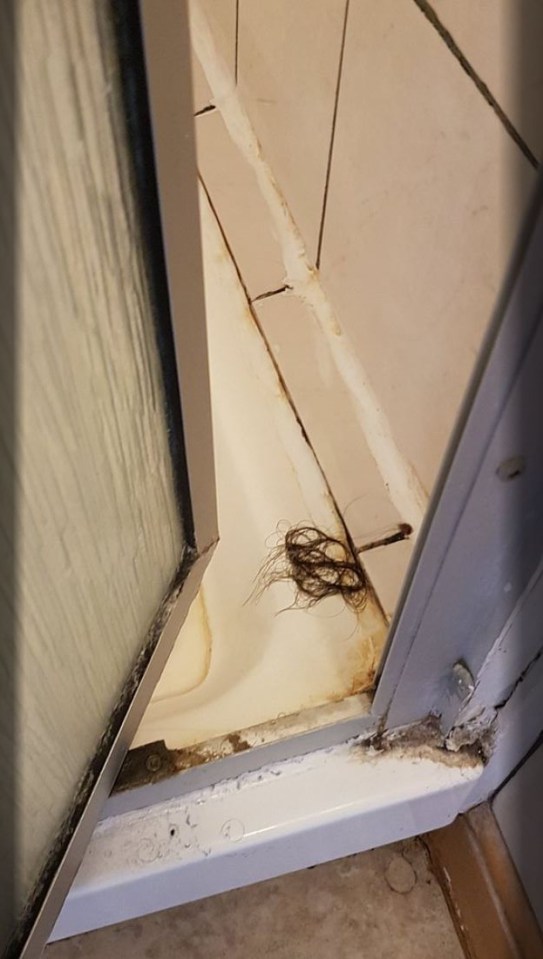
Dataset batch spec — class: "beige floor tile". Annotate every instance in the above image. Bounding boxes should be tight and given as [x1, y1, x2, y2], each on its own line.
[319, 0, 535, 497]
[190, 0, 237, 114]
[255, 291, 414, 615]
[434, 0, 543, 160]
[45, 839, 464, 959]
[196, 109, 285, 298]
[238, 0, 347, 264]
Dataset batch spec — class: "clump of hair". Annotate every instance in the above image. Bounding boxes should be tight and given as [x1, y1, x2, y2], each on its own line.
[252, 524, 369, 612]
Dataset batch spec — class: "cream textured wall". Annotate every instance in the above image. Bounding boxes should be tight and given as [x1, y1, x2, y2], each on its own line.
[12, 0, 184, 904]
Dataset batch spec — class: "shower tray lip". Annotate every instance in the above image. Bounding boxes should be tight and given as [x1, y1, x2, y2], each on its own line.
[51, 733, 482, 943]
[103, 691, 376, 819]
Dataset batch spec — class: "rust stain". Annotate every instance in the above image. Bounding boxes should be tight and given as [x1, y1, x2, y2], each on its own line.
[351, 717, 484, 770]
[344, 632, 377, 697]
[226, 731, 252, 754]
[114, 729, 254, 792]
[172, 732, 252, 774]
[171, 745, 211, 773]
[348, 662, 376, 697]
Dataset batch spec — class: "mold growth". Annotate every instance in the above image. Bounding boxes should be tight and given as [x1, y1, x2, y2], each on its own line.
[355, 716, 488, 769]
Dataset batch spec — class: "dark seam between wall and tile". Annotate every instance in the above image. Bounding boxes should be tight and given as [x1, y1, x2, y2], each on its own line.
[316, 0, 351, 269]
[411, 0, 538, 170]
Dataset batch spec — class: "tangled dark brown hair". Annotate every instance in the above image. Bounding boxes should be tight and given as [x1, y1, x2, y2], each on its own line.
[253, 524, 369, 611]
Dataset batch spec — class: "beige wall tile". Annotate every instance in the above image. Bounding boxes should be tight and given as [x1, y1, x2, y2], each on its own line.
[191, 55, 213, 114]
[190, 0, 237, 114]
[196, 109, 285, 297]
[434, 0, 543, 160]
[238, 0, 347, 264]
[255, 291, 414, 613]
[320, 0, 535, 496]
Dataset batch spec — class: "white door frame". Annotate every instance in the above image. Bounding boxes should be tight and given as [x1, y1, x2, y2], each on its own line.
[378, 171, 543, 737]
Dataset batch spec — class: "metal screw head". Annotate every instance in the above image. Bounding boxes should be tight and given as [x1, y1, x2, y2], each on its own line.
[497, 455, 525, 481]
[448, 661, 475, 701]
[145, 754, 162, 773]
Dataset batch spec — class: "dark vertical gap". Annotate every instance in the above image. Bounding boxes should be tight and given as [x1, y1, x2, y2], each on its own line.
[0, 0, 18, 955]
[235, 0, 240, 84]
[111, 0, 197, 551]
[514, 0, 543, 930]
[411, 0, 537, 170]
[315, 0, 350, 269]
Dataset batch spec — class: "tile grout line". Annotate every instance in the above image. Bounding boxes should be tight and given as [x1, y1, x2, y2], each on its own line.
[190, 0, 428, 537]
[412, 0, 538, 170]
[234, 0, 239, 84]
[316, 0, 350, 270]
[197, 174, 389, 626]
[252, 285, 292, 303]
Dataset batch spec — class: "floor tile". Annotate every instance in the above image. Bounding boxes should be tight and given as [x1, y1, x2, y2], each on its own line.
[45, 838, 464, 959]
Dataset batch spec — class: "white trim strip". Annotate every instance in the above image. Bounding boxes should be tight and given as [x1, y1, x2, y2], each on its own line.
[51, 738, 481, 941]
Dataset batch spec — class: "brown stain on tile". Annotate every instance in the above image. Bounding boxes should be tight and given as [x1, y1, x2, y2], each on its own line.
[340, 593, 389, 698]
[343, 631, 377, 697]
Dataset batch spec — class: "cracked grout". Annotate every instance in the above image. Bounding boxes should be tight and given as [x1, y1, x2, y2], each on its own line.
[252, 285, 292, 303]
[412, 0, 538, 170]
[316, 0, 350, 270]
[194, 103, 216, 118]
[197, 173, 388, 624]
